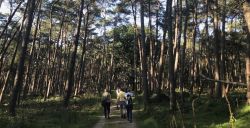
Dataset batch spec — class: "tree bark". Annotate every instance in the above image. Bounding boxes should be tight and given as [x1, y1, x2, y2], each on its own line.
[220, 0, 226, 97]
[9, 0, 36, 116]
[213, 0, 222, 98]
[64, 0, 84, 107]
[0, 36, 20, 103]
[167, 0, 175, 112]
[243, 0, 250, 105]
[76, 5, 89, 96]
[140, 0, 149, 111]
[131, 0, 138, 91]
[180, 0, 188, 103]
[158, 0, 168, 94]
[191, 0, 198, 95]
[148, 0, 154, 93]
[23, 0, 42, 99]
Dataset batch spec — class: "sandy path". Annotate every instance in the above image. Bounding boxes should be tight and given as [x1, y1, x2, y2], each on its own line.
[93, 99, 137, 128]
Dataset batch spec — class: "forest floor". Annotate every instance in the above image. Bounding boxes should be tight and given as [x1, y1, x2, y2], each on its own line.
[93, 99, 137, 128]
[0, 95, 101, 128]
[1, 92, 250, 128]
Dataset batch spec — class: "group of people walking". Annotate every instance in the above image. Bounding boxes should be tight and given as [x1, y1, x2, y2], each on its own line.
[101, 87, 133, 123]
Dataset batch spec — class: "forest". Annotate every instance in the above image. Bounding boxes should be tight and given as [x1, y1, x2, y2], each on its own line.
[0, 0, 250, 128]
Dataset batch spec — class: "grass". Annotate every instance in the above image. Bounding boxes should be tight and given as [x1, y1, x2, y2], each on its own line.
[0, 94, 102, 128]
[135, 92, 250, 128]
[3, 91, 249, 128]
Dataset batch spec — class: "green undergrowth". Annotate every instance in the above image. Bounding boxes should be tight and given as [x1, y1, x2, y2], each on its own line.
[135, 93, 250, 128]
[0, 94, 102, 128]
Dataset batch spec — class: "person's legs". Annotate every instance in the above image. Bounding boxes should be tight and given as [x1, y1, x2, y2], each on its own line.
[103, 104, 107, 118]
[126, 107, 129, 121]
[120, 104, 123, 118]
[129, 109, 132, 122]
[123, 103, 126, 118]
[107, 102, 111, 118]
[124, 105, 127, 118]
[116, 101, 119, 109]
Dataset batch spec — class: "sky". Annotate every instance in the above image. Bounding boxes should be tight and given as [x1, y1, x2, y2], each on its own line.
[0, 0, 10, 14]
[0, 0, 165, 38]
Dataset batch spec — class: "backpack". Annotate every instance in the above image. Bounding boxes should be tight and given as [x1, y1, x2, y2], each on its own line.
[126, 98, 133, 109]
[101, 99, 106, 107]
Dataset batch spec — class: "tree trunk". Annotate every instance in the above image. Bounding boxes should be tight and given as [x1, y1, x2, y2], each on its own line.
[23, 0, 42, 99]
[220, 0, 226, 97]
[76, 5, 89, 96]
[131, 0, 138, 91]
[9, 0, 36, 116]
[167, 0, 175, 112]
[148, 0, 154, 93]
[0, 37, 20, 103]
[180, 0, 189, 103]
[173, 0, 181, 73]
[213, 0, 222, 98]
[140, 0, 149, 111]
[158, 0, 168, 94]
[0, 25, 20, 76]
[64, 0, 84, 107]
[243, 0, 250, 105]
[190, 0, 198, 95]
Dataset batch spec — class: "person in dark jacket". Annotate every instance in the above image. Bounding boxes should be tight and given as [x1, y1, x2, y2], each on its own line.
[126, 94, 133, 123]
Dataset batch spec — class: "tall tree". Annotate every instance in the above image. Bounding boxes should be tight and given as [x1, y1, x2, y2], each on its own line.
[23, 0, 42, 100]
[191, 0, 198, 95]
[131, 0, 138, 91]
[148, 0, 155, 93]
[243, 0, 250, 105]
[180, 0, 189, 103]
[75, 4, 90, 96]
[213, 0, 222, 98]
[9, 0, 37, 116]
[167, 0, 175, 112]
[158, 0, 168, 94]
[64, 0, 84, 107]
[220, 0, 226, 97]
[140, 0, 149, 111]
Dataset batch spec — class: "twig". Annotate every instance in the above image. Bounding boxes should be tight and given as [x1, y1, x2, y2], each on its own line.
[192, 98, 198, 128]
[224, 90, 236, 128]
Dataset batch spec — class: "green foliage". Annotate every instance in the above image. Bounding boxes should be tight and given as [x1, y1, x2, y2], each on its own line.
[234, 105, 250, 128]
[140, 117, 159, 128]
[0, 96, 101, 128]
[136, 94, 250, 128]
[108, 25, 136, 82]
[136, 106, 168, 128]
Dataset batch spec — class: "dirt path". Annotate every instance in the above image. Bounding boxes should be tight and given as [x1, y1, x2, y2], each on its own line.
[93, 99, 137, 128]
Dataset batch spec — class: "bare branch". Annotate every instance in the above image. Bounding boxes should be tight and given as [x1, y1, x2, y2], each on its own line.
[199, 73, 247, 86]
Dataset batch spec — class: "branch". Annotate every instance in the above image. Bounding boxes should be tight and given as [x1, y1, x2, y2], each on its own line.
[199, 73, 247, 86]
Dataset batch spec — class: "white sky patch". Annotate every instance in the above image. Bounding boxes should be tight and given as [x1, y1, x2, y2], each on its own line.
[0, 0, 11, 14]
